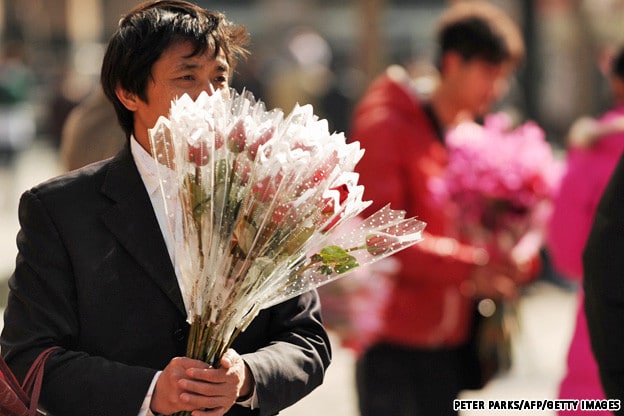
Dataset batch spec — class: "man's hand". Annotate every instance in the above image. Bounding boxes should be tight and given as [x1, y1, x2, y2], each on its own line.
[150, 349, 254, 415]
[468, 262, 518, 301]
[465, 251, 539, 301]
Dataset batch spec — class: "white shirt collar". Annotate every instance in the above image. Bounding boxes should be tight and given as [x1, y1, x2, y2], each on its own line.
[131, 136, 161, 196]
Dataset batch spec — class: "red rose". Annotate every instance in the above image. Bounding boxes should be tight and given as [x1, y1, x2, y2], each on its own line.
[188, 141, 210, 166]
[234, 158, 252, 186]
[248, 126, 274, 161]
[365, 234, 399, 256]
[299, 152, 340, 193]
[320, 184, 350, 232]
[227, 119, 247, 153]
[321, 184, 349, 215]
[271, 203, 292, 225]
[252, 174, 281, 203]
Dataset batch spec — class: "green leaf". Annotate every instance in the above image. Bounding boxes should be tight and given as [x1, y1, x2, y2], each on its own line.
[318, 245, 351, 262]
[335, 258, 358, 274]
[318, 265, 334, 275]
[315, 245, 359, 275]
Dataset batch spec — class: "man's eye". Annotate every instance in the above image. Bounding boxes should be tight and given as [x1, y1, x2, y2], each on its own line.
[180, 75, 195, 81]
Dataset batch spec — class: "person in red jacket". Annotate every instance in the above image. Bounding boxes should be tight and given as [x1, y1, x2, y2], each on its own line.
[350, 2, 529, 415]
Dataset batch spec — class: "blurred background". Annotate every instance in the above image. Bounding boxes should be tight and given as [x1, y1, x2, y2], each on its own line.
[0, 0, 622, 146]
[0, 0, 623, 414]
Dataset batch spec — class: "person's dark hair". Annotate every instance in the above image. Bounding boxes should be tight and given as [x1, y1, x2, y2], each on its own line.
[611, 47, 624, 80]
[101, 0, 250, 138]
[435, 1, 524, 71]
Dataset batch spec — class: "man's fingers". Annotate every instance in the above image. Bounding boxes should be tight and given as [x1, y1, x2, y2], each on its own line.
[220, 349, 241, 368]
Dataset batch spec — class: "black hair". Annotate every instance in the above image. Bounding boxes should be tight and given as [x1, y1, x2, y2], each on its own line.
[612, 47, 624, 80]
[439, 17, 510, 64]
[435, 1, 524, 71]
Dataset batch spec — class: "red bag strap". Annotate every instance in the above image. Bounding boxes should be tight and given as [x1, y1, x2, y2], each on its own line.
[0, 352, 30, 404]
[21, 347, 60, 416]
[0, 346, 59, 415]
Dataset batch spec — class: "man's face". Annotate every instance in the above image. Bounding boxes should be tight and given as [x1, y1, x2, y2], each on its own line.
[450, 57, 512, 118]
[121, 40, 230, 151]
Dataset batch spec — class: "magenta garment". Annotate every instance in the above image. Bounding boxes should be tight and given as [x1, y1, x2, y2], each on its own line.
[557, 291, 609, 414]
[549, 106, 624, 280]
[547, 105, 624, 412]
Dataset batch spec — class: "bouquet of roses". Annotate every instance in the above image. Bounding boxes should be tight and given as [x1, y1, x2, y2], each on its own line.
[430, 112, 561, 263]
[149, 89, 426, 378]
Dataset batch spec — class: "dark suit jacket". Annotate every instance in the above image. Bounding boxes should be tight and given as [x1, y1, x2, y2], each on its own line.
[0, 145, 331, 416]
[583, 151, 624, 413]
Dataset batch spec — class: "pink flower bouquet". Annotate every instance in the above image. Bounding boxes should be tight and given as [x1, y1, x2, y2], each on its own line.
[430, 113, 562, 263]
[148, 89, 426, 377]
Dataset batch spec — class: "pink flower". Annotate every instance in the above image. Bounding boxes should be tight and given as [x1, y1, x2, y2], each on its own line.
[431, 112, 562, 247]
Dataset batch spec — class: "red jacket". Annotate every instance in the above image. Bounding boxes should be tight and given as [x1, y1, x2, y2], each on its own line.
[351, 68, 487, 347]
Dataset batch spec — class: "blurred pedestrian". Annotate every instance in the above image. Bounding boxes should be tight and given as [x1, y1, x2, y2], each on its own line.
[349, 2, 532, 415]
[548, 45, 624, 415]
[0, 40, 36, 210]
[0, 40, 35, 167]
[59, 86, 125, 171]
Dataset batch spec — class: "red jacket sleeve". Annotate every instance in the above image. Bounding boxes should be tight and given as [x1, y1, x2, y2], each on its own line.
[351, 78, 484, 288]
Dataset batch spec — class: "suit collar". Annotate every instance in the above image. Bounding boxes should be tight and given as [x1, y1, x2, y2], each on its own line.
[100, 145, 186, 317]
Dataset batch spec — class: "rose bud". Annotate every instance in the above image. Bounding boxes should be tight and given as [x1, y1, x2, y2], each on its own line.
[227, 119, 247, 153]
[319, 184, 350, 232]
[252, 175, 280, 203]
[365, 234, 399, 256]
[271, 203, 292, 225]
[248, 126, 274, 161]
[321, 184, 350, 215]
[188, 141, 210, 166]
[233, 159, 252, 185]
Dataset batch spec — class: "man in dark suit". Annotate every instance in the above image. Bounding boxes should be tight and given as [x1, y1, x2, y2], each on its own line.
[0, 2, 331, 415]
[583, 149, 624, 413]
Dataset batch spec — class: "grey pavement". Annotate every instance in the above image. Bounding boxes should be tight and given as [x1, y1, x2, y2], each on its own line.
[0, 142, 579, 416]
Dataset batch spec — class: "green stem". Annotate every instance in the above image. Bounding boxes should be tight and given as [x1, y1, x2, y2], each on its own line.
[194, 167, 205, 267]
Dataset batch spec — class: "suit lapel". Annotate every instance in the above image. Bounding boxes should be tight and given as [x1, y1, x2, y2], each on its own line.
[100, 145, 187, 317]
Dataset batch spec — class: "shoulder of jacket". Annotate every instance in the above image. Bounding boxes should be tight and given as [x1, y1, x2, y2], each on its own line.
[27, 157, 112, 200]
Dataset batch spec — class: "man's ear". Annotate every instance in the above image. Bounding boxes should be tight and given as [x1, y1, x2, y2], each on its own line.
[115, 85, 139, 111]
